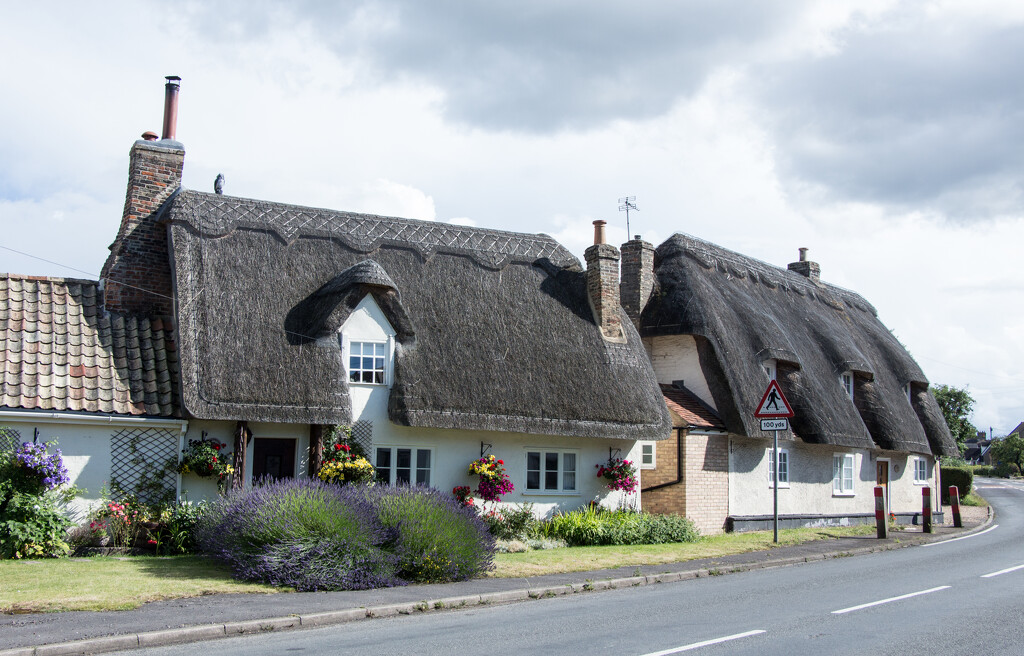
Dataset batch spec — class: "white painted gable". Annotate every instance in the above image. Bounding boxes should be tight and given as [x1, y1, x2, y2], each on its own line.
[340, 294, 396, 342]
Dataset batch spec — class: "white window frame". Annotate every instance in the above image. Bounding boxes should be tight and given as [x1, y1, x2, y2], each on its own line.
[840, 371, 854, 400]
[833, 453, 856, 496]
[768, 448, 790, 488]
[764, 359, 777, 381]
[913, 457, 928, 485]
[374, 446, 433, 487]
[640, 442, 656, 470]
[905, 384, 913, 404]
[347, 340, 389, 386]
[523, 449, 579, 495]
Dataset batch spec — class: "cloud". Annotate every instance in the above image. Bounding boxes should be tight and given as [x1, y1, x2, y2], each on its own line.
[182, 0, 805, 133]
[754, 7, 1024, 220]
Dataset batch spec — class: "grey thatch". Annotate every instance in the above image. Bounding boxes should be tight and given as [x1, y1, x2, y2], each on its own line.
[163, 190, 671, 439]
[641, 233, 957, 456]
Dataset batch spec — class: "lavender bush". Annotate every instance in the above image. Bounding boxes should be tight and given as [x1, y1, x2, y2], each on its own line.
[197, 478, 400, 591]
[372, 485, 495, 582]
[197, 478, 494, 590]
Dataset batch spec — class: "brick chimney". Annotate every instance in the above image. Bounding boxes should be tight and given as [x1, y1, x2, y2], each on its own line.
[787, 246, 820, 283]
[101, 76, 184, 318]
[584, 220, 625, 341]
[620, 234, 654, 331]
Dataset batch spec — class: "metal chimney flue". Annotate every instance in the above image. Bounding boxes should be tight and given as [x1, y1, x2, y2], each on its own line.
[162, 76, 181, 140]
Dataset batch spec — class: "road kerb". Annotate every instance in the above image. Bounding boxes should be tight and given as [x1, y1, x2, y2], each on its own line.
[138, 624, 227, 647]
[33, 633, 139, 656]
[299, 608, 367, 626]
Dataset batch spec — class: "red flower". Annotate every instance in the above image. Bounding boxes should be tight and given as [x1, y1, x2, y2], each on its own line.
[147, 539, 157, 545]
[213, 456, 218, 462]
[341, 444, 351, 452]
[497, 459, 504, 465]
[213, 444, 221, 451]
[334, 444, 342, 450]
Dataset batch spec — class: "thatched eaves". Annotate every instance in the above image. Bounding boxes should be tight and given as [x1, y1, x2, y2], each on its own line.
[642, 233, 957, 456]
[164, 190, 671, 439]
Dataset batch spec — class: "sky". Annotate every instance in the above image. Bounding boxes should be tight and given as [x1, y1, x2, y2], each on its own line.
[2, 1, 1022, 436]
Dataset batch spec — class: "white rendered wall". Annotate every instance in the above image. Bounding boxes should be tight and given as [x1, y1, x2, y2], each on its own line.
[342, 295, 641, 516]
[0, 414, 187, 519]
[729, 437, 940, 518]
[643, 334, 717, 410]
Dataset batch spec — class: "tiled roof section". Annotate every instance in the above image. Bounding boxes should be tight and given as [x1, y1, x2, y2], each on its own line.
[0, 274, 179, 417]
[164, 190, 580, 271]
[661, 384, 725, 430]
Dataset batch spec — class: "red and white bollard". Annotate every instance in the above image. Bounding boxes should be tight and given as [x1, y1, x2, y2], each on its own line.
[949, 485, 962, 528]
[874, 486, 889, 539]
[922, 487, 933, 533]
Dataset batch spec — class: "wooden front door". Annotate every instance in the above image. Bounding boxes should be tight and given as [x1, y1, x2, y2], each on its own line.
[252, 438, 296, 482]
[876, 460, 890, 516]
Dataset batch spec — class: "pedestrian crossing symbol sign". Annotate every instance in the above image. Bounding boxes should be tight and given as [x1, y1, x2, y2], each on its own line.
[754, 380, 794, 418]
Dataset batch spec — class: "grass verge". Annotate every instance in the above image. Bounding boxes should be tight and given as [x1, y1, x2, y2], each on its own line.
[0, 525, 876, 612]
[493, 525, 876, 578]
[0, 556, 281, 613]
[961, 492, 989, 507]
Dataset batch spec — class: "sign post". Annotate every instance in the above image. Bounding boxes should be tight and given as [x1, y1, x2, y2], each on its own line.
[754, 380, 795, 543]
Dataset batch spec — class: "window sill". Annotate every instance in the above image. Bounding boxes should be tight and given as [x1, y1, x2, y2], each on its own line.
[832, 492, 856, 497]
[521, 490, 581, 497]
[769, 484, 790, 489]
[912, 480, 929, 486]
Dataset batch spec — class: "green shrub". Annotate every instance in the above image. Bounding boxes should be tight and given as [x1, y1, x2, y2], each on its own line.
[940, 466, 973, 504]
[536, 507, 700, 546]
[971, 465, 995, 477]
[0, 440, 75, 559]
[482, 503, 537, 541]
[994, 462, 1020, 478]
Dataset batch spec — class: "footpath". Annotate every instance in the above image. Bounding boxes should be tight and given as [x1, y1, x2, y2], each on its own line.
[1, 510, 992, 656]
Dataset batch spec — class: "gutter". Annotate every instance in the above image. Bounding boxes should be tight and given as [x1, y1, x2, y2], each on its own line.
[0, 410, 188, 434]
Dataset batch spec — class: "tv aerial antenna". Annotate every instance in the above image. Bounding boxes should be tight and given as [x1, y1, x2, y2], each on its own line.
[618, 196, 638, 237]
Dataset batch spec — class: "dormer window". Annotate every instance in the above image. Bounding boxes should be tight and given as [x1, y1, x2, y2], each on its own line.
[840, 371, 854, 400]
[764, 360, 777, 381]
[349, 341, 387, 384]
[905, 384, 913, 404]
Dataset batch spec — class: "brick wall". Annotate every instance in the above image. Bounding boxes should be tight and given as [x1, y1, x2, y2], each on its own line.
[684, 433, 729, 534]
[641, 429, 730, 534]
[642, 429, 683, 514]
[620, 238, 654, 331]
[584, 243, 624, 340]
[100, 141, 183, 318]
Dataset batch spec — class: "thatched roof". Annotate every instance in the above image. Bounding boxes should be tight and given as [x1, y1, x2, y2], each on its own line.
[641, 233, 957, 456]
[0, 274, 179, 417]
[162, 190, 670, 439]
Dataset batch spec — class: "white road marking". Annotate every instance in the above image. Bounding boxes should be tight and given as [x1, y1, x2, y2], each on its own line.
[639, 630, 767, 655]
[831, 586, 950, 615]
[921, 524, 999, 547]
[981, 564, 1024, 578]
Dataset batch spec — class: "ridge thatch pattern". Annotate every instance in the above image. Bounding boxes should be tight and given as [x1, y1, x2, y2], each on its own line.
[642, 233, 956, 456]
[165, 190, 670, 439]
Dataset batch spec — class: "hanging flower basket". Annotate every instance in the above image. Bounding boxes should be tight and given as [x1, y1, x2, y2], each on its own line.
[468, 455, 514, 502]
[596, 457, 638, 493]
[177, 439, 234, 480]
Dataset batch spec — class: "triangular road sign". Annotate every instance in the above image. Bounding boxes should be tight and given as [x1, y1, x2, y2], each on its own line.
[754, 379, 794, 418]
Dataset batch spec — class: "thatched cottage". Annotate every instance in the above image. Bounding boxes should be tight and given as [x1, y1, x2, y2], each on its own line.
[0, 78, 670, 516]
[625, 233, 958, 534]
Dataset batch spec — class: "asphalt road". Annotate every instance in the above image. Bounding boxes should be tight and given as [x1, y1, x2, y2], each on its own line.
[116, 479, 1024, 656]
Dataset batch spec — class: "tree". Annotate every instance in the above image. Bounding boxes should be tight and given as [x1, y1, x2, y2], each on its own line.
[931, 384, 977, 453]
[991, 433, 1024, 477]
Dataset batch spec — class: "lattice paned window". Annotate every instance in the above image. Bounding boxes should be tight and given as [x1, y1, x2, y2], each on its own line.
[110, 428, 179, 505]
[0, 427, 22, 453]
[350, 420, 374, 457]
